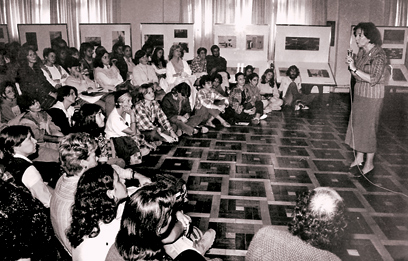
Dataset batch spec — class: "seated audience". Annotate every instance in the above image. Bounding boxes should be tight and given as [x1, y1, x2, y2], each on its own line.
[0, 81, 21, 123]
[2, 42, 21, 84]
[258, 69, 283, 112]
[151, 47, 167, 80]
[41, 48, 69, 88]
[16, 46, 57, 110]
[0, 178, 58, 260]
[11, 94, 63, 162]
[191, 47, 208, 79]
[206, 44, 229, 90]
[111, 42, 128, 82]
[246, 187, 346, 261]
[0, 125, 53, 207]
[226, 72, 263, 125]
[51, 132, 147, 255]
[105, 90, 151, 165]
[196, 75, 230, 128]
[47, 86, 78, 135]
[135, 84, 179, 143]
[68, 47, 80, 60]
[166, 44, 197, 106]
[161, 82, 209, 136]
[280, 65, 317, 110]
[123, 45, 135, 79]
[212, 73, 228, 97]
[94, 50, 123, 91]
[243, 73, 265, 124]
[66, 164, 130, 261]
[65, 58, 105, 107]
[141, 43, 154, 63]
[72, 103, 125, 167]
[56, 46, 70, 72]
[79, 42, 95, 80]
[131, 50, 159, 87]
[0, 48, 15, 86]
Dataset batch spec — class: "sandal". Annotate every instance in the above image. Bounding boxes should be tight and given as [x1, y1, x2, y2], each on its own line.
[220, 120, 231, 128]
[205, 121, 216, 128]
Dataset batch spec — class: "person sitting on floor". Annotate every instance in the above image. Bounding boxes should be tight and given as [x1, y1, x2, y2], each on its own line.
[196, 75, 230, 129]
[243, 65, 255, 83]
[246, 187, 347, 261]
[258, 68, 283, 112]
[135, 84, 179, 143]
[225, 72, 264, 125]
[190, 47, 208, 80]
[279, 65, 317, 111]
[161, 82, 209, 136]
[105, 90, 152, 165]
[41, 48, 69, 89]
[0, 125, 53, 207]
[212, 73, 228, 97]
[79, 42, 95, 80]
[151, 47, 167, 80]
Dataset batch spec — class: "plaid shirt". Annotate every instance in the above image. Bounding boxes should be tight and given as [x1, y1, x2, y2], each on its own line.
[135, 100, 172, 132]
[195, 87, 229, 110]
[354, 45, 386, 99]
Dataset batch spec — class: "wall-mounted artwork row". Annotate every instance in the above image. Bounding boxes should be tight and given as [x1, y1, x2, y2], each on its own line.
[18, 24, 69, 55]
[79, 23, 132, 53]
[141, 23, 194, 61]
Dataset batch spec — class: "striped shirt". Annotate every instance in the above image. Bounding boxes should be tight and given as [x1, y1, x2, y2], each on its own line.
[354, 45, 387, 99]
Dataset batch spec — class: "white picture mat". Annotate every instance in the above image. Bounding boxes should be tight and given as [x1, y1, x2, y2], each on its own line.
[387, 64, 408, 87]
[214, 24, 269, 63]
[275, 25, 331, 63]
[349, 26, 408, 65]
[275, 62, 336, 85]
[18, 24, 68, 55]
[141, 23, 194, 61]
[0, 24, 9, 45]
[79, 23, 132, 53]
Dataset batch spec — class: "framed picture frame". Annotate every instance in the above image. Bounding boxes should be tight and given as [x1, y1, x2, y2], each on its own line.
[79, 23, 132, 53]
[141, 23, 194, 61]
[18, 24, 69, 55]
[0, 24, 9, 49]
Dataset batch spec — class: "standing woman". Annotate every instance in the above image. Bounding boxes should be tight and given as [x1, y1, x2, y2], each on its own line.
[345, 22, 387, 177]
[166, 44, 197, 108]
[94, 50, 123, 91]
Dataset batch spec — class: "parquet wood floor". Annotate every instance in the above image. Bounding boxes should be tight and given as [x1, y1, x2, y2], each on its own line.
[132, 93, 408, 261]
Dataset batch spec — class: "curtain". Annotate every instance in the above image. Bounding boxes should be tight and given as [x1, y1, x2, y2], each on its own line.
[385, 0, 408, 26]
[0, 0, 114, 48]
[181, 0, 327, 61]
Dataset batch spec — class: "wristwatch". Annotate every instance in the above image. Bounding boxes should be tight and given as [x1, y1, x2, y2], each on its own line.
[353, 68, 357, 73]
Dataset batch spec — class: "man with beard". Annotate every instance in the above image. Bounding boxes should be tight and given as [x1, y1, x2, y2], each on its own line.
[279, 65, 317, 110]
[206, 45, 230, 91]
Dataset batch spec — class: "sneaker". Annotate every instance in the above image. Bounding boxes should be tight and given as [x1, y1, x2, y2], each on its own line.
[294, 104, 300, 111]
[302, 105, 309, 110]
[259, 114, 268, 120]
[194, 229, 216, 255]
[200, 126, 209, 134]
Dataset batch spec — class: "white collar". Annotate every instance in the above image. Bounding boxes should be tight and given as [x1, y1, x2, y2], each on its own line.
[14, 153, 33, 163]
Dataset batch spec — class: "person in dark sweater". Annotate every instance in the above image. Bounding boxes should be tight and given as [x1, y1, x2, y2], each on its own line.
[0, 125, 53, 207]
[246, 187, 347, 261]
[161, 82, 209, 136]
[47, 86, 78, 135]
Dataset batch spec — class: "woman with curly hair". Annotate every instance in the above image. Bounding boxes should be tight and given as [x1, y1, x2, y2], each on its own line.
[246, 187, 346, 261]
[67, 164, 128, 261]
[258, 68, 283, 112]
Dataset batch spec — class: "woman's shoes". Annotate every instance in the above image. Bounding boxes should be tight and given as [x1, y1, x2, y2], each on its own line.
[205, 121, 216, 128]
[220, 120, 231, 128]
[354, 167, 374, 178]
[349, 162, 364, 175]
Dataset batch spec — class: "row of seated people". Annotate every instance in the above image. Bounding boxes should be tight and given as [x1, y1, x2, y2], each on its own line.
[0, 131, 347, 261]
[0, 128, 221, 260]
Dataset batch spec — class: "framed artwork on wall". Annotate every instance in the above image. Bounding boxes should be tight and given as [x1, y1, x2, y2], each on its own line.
[18, 24, 69, 55]
[0, 24, 9, 49]
[141, 23, 194, 60]
[79, 23, 132, 52]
